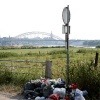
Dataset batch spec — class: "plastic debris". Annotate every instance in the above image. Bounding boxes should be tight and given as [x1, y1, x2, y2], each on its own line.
[23, 78, 88, 100]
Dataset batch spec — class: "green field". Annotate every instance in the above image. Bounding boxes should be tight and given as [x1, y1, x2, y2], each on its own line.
[0, 47, 100, 99]
[0, 47, 65, 54]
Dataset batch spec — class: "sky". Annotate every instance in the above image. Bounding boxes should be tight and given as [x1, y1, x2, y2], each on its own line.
[0, 0, 100, 40]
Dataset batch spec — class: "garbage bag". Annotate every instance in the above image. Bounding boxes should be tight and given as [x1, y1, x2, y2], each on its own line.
[43, 85, 53, 98]
[35, 96, 45, 100]
[75, 94, 85, 100]
[72, 89, 86, 100]
[24, 82, 35, 90]
[24, 90, 39, 99]
[49, 94, 60, 100]
[53, 88, 66, 99]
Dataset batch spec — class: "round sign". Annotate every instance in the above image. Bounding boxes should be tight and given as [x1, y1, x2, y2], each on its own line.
[62, 6, 70, 25]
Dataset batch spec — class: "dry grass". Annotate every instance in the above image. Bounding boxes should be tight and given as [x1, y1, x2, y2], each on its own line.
[0, 84, 22, 94]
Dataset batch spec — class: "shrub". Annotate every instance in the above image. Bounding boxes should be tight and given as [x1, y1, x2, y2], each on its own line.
[48, 50, 66, 55]
[0, 52, 18, 58]
[96, 45, 100, 48]
[69, 60, 100, 99]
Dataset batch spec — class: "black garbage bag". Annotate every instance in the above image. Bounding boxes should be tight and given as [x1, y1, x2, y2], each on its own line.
[43, 85, 53, 98]
[34, 87, 43, 97]
[24, 82, 35, 91]
[24, 90, 39, 99]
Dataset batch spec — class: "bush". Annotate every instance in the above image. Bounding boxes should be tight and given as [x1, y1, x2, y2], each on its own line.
[76, 49, 96, 53]
[69, 60, 100, 99]
[0, 69, 13, 84]
[0, 52, 18, 58]
[48, 50, 66, 55]
[0, 68, 36, 86]
[96, 45, 100, 48]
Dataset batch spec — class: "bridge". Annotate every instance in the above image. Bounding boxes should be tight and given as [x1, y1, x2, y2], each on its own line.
[14, 31, 63, 40]
[0, 31, 65, 46]
[0, 31, 96, 47]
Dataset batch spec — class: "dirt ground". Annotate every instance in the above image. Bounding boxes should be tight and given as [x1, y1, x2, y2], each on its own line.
[0, 92, 24, 100]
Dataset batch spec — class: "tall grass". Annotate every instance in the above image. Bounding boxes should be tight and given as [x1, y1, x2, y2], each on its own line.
[0, 47, 99, 99]
[69, 60, 100, 98]
[0, 52, 18, 58]
[0, 67, 29, 86]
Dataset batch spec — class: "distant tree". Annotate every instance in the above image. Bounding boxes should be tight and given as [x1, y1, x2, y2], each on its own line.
[96, 45, 100, 48]
[83, 40, 100, 46]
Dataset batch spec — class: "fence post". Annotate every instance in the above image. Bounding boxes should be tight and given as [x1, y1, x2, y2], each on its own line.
[45, 60, 52, 79]
[94, 52, 99, 67]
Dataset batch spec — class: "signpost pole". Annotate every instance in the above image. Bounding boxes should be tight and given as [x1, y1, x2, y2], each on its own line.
[65, 32, 69, 86]
[62, 5, 70, 86]
[67, 5, 70, 86]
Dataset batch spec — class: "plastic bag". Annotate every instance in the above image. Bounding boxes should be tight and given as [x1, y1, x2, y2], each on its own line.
[53, 88, 66, 99]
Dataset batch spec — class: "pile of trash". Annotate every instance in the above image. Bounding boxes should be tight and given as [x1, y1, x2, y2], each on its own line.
[23, 78, 88, 100]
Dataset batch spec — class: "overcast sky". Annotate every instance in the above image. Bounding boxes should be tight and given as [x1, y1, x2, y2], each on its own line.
[0, 0, 100, 40]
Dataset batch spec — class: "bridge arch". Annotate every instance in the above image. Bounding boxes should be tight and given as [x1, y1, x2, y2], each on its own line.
[14, 31, 64, 40]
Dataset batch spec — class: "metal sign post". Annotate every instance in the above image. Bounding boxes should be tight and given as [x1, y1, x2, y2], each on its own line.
[62, 5, 70, 86]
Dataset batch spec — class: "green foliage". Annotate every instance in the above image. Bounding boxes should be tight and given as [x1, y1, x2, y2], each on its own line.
[0, 69, 12, 84]
[96, 45, 100, 48]
[48, 50, 66, 55]
[0, 52, 18, 58]
[76, 48, 97, 53]
[0, 68, 36, 86]
[83, 40, 100, 46]
[0, 47, 100, 98]
[76, 49, 87, 53]
[0, 46, 20, 50]
[21, 46, 36, 49]
[69, 60, 100, 98]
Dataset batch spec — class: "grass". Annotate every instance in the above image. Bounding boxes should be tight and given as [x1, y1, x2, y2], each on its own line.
[0, 84, 22, 94]
[0, 47, 100, 99]
[0, 48, 65, 54]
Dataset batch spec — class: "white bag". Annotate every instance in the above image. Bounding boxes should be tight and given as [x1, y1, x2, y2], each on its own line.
[53, 88, 66, 98]
[35, 96, 45, 100]
[73, 89, 85, 100]
[75, 95, 85, 100]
